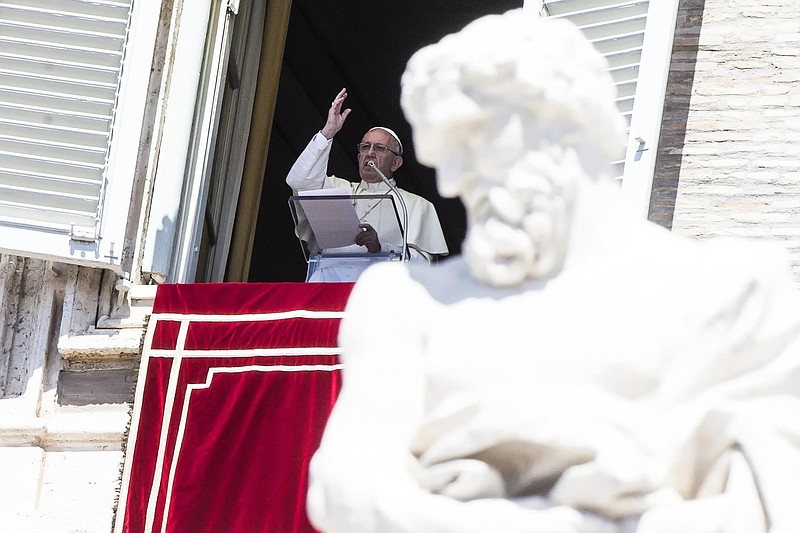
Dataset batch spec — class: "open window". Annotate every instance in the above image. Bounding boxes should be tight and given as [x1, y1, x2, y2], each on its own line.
[71, 0, 677, 285]
[245, 1, 526, 282]
[243, 0, 679, 282]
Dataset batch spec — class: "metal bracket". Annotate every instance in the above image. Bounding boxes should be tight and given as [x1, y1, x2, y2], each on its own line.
[635, 136, 649, 154]
[69, 223, 99, 243]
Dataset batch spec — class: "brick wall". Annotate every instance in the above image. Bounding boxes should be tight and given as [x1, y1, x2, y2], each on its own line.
[651, 0, 800, 280]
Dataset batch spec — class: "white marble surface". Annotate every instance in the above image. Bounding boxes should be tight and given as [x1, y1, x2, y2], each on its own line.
[307, 9, 800, 533]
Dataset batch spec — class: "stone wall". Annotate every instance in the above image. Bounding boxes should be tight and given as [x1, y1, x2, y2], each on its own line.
[0, 256, 150, 531]
[652, 0, 800, 281]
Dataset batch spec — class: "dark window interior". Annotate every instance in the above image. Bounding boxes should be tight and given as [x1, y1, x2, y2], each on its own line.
[249, 1, 522, 281]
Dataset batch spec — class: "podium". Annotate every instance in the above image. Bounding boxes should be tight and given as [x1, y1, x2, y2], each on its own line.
[289, 192, 407, 282]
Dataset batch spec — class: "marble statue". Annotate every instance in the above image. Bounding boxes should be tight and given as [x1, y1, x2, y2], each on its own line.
[307, 9, 800, 533]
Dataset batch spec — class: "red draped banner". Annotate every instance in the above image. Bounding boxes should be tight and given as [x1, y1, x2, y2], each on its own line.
[115, 282, 354, 533]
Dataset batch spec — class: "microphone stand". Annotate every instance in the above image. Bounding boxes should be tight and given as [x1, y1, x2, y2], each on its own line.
[367, 161, 408, 261]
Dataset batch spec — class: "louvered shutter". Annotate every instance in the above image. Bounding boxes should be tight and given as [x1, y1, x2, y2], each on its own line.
[539, 0, 679, 217]
[0, 0, 159, 272]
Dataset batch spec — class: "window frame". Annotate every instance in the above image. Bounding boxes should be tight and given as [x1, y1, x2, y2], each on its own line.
[139, 0, 249, 284]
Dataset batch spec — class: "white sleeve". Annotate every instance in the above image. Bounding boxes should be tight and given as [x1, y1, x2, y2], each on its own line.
[285, 132, 334, 191]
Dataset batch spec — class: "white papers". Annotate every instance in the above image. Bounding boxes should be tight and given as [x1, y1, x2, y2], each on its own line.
[296, 188, 362, 249]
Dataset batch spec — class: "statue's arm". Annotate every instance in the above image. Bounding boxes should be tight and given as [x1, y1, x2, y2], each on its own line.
[306, 264, 614, 533]
[306, 264, 427, 531]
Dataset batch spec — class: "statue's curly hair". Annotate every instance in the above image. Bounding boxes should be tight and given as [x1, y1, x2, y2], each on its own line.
[401, 9, 626, 176]
[401, 10, 628, 287]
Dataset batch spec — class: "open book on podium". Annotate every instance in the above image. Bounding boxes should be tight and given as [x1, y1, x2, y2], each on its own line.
[288, 188, 406, 282]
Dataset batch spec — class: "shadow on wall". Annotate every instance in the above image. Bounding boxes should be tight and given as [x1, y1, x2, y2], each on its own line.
[648, 0, 705, 230]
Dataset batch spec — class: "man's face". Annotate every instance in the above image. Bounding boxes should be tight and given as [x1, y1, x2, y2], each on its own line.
[357, 129, 403, 183]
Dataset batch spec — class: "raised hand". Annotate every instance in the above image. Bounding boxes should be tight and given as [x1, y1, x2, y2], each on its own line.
[321, 88, 352, 139]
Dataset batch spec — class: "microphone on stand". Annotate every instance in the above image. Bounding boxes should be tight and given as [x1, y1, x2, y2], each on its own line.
[367, 160, 409, 261]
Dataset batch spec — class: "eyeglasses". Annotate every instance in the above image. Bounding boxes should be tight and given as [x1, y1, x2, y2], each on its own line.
[356, 142, 401, 156]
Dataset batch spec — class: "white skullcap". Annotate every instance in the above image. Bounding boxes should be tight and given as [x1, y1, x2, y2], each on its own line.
[367, 126, 403, 154]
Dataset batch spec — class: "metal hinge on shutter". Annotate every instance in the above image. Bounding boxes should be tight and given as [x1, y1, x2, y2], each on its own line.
[69, 223, 99, 243]
[227, 0, 239, 15]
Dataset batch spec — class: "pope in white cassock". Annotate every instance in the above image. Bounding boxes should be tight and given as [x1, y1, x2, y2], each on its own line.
[306, 9, 800, 533]
[286, 88, 448, 282]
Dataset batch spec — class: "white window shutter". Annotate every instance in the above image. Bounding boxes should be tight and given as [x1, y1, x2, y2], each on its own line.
[0, 0, 160, 273]
[538, 0, 680, 217]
